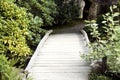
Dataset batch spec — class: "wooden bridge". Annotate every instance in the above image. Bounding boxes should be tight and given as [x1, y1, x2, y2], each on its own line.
[25, 26, 91, 80]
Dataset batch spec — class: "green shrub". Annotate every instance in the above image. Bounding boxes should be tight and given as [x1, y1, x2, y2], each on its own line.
[15, 0, 57, 26]
[54, 0, 79, 24]
[0, 54, 31, 80]
[0, 0, 46, 67]
[89, 73, 112, 80]
[26, 14, 46, 50]
[0, 0, 31, 64]
[84, 5, 120, 73]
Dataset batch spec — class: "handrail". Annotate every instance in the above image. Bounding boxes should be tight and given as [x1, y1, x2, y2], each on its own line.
[80, 29, 90, 45]
[25, 30, 53, 71]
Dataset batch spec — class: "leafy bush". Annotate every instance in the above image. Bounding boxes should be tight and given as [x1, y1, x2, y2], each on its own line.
[0, 0, 47, 67]
[15, 0, 81, 25]
[0, 54, 31, 80]
[0, 0, 31, 64]
[89, 73, 112, 80]
[15, 0, 57, 26]
[84, 5, 120, 73]
[54, 0, 79, 24]
[26, 15, 46, 50]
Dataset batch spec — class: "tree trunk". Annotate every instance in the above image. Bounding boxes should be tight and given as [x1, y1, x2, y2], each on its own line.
[102, 56, 107, 73]
[87, 0, 118, 20]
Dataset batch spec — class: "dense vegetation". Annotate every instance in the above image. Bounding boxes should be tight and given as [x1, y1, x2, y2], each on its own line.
[0, 54, 31, 80]
[0, 0, 32, 66]
[15, 0, 57, 26]
[15, 0, 80, 25]
[0, 0, 80, 80]
[54, 0, 79, 24]
[84, 3, 120, 80]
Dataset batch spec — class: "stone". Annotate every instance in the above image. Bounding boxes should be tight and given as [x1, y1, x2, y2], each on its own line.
[77, 0, 86, 18]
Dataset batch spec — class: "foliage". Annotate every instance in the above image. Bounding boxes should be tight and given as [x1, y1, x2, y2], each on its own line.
[0, 0, 31, 64]
[84, 5, 120, 73]
[26, 14, 46, 50]
[15, 0, 57, 26]
[89, 73, 112, 80]
[15, 0, 81, 25]
[54, 0, 79, 24]
[0, 54, 32, 80]
[0, 0, 46, 65]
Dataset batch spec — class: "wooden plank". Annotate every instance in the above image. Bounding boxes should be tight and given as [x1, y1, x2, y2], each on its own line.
[31, 66, 91, 73]
[25, 30, 53, 71]
[26, 30, 91, 80]
[29, 73, 89, 80]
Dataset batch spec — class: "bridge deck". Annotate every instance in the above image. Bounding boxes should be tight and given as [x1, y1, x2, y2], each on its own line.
[26, 28, 91, 80]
